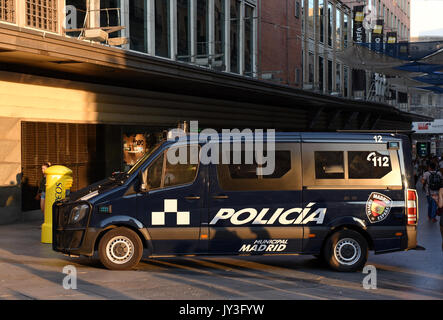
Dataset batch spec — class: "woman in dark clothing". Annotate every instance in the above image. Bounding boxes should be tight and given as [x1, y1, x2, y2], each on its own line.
[36, 162, 51, 213]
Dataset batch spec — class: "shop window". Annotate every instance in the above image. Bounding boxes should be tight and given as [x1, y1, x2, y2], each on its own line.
[123, 132, 164, 172]
[348, 151, 392, 179]
[177, 0, 190, 61]
[0, 0, 15, 23]
[26, 0, 58, 32]
[314, 151, 344, 179]
[129, 0, 148, 53]
[155, 0, 170, 58]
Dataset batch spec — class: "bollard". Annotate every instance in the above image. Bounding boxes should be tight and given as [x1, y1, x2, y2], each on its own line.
[41, 165, 73, 244]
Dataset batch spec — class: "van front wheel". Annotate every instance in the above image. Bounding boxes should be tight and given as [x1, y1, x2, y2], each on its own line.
[323, 229, 368, 272]
[98, 227, 143, 270]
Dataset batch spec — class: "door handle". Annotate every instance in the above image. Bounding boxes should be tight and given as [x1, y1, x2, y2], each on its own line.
[185, 196, 201, 200]
[212, 195, 229, 199]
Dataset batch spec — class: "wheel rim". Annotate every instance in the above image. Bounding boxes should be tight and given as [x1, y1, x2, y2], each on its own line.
[333, 238, 361, 266]
[106, 235, 134, 265]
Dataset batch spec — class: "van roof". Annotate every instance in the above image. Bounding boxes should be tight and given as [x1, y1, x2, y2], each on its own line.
[166, 131, 406, 144]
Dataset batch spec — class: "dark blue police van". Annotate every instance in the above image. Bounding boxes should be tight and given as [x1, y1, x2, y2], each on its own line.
[53, 132, 419, 272]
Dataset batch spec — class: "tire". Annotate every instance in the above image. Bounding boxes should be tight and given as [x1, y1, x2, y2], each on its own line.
[98, 227, 143, 270]
[323, 229, 368, 272]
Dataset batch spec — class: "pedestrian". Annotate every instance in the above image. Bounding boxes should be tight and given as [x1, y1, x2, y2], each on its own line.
[413, 159, 419, 187]
[436, 187, 443, 251]
[36, 162, 51, 213]
[421, 162, 441, 223]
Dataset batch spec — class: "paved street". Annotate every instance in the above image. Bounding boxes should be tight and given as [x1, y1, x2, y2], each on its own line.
[0, 187, 442, 300]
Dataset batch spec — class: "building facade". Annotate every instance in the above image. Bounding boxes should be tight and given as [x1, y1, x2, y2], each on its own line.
[301, 0, 352, 97]
[0, 0, 425, 224]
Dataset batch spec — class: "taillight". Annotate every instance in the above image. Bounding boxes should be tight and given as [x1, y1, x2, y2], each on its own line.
[407, 189, 418, 225]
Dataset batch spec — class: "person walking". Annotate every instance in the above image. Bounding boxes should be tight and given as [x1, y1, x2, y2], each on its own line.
[36, 162, 51, 213]
[421, 162, 441, 223]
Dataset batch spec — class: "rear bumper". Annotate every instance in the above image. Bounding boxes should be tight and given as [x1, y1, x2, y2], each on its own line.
[403, 225, 417, 250]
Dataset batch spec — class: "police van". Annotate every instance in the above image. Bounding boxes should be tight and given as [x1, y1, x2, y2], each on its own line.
[53, 132, 419, 272]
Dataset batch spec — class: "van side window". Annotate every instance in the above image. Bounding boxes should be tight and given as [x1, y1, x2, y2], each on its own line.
[144, 145, 199, 190]
[147, 153, 164, 189]
[217, 144, 300, 191]
[348, 151, 392, 179]
[164, 158, 198, 187]
[226, 151, 291, 180]
[314, 151, 344, 179]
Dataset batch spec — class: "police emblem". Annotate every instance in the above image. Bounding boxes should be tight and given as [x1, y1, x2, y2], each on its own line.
[366, 192, 392, 223]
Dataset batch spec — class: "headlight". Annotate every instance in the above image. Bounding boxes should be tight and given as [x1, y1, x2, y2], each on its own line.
[69, 204, 89, 224]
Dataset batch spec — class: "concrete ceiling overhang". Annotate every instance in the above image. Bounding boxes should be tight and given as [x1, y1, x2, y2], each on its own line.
[0, 23, 432, 126]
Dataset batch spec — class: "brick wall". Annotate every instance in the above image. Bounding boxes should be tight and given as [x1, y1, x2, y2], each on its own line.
[258, 0, 303, 87]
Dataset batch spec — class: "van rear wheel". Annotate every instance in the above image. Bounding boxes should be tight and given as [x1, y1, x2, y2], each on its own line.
[323, 229, 368, 272]
[98, 227, 143, 270]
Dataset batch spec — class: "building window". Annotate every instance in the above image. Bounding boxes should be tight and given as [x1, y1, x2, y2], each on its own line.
[26, 0, 58, 32]
[308, 0, 314, 39]
[129, 0, 147, 53]
[327, 59, 332, 92]
[343, 13, 348, 48]
[65, 0, 86, 37]
[319, 56, 324, 92]
[244, 4, 254, 76]
[336, 9, 341, 49]
[177, 0, 191, 60]
[295, 0, 300, 18]
[0, 0, 14, 23]
[327, 2, 333, 46]
[196, 0, 208, 56]
[319, 0, 324, 43]
[344, 65, 349, 97]
[336, 62, 341, 93]
[230, 0, 240, 73]
[214, 0, 225, 69]
[308, 52, 314, 84]
[155, 0, 170, 58]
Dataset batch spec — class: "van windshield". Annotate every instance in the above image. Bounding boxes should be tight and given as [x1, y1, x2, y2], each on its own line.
[127, 142, 164, 175]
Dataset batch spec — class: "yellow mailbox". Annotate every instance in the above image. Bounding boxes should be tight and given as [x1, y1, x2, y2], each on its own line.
[41, 165, 73, 244]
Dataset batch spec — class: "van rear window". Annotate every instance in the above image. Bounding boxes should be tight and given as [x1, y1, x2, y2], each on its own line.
[348, 151, 392, 179]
